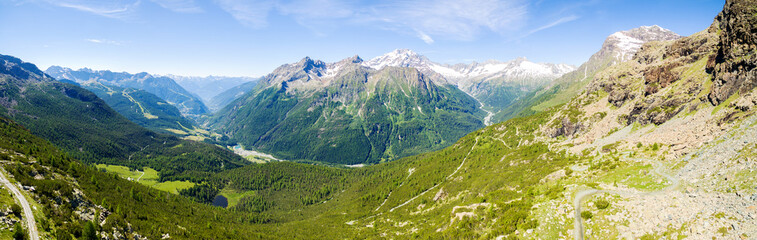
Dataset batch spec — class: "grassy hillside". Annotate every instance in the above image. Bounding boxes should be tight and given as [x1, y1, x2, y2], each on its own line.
[194, 109, 583, 238]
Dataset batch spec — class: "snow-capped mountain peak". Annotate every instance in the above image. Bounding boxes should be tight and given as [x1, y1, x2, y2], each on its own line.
[362, 49, 431, 70]
[360, 49, 576, 87]
[433, 57, 575, 82]
[604, 25, 681, 62]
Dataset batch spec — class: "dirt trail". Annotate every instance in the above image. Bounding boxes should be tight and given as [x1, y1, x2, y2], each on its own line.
[389, 137, 479, 212]
[573, 157, 679, 240]
[0, 170, 39, 240]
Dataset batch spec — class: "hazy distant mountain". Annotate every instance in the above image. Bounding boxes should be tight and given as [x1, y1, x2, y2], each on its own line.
[79, 81, 196, 134]
[45, 66, 209, 118]
[362, 49, 576, 124]
[207, 81, 258, 112]
[165, 74, 258, 104]
[210, 55, 485, 164]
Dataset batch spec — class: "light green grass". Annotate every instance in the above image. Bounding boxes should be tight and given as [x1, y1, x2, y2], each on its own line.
[596, 164, 667, 191]
[584, 194, 622, 239]
[532, 80, 588, 112]
[96, 164, 144, 180]
[712, 91, 740, 115]
[244, 155, 275, 163]
[219, 188, 257, 208]
[152, 181, 195, 194]
[96, 164, 194, 194]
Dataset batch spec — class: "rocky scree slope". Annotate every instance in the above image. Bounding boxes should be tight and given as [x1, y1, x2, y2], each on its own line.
[521, 1, 757, 238]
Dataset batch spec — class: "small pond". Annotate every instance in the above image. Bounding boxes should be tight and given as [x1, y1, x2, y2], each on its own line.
[212, 195, 228, 208]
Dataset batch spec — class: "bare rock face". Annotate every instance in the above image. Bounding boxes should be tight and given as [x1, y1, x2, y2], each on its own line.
[643, 62, 682, 96]
[548, 117, 583, 138]
[707, 0, 757, 105]
[732, 92, 757, 111]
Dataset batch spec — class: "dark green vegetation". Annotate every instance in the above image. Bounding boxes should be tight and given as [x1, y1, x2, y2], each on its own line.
[0, 117, 274, 239]
[79, 82, 196, 134]
[0, 54, 246, 182]
[45, 66, 209, 117]
[191, 109, 582, 238]
[0, 75, 579, 238]
[211, 58, 485, 164]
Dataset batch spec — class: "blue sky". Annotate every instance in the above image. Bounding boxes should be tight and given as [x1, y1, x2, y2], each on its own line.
[0, 0, 724, 77]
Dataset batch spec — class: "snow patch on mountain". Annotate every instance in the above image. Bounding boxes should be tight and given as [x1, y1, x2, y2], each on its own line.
[604, 25, 681, 62]
[363, 50, 576, 86]
[362, 49, 430, 70]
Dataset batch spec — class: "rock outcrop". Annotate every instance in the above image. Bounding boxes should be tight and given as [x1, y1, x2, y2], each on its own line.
[707, 0, 757, 105]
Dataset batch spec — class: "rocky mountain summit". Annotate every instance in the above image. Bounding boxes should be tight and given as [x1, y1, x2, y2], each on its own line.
[362, 49, 574, 86]
[605, 25, 682, 63]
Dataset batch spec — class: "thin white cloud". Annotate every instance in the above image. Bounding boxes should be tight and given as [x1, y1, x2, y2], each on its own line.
[416, 31, 435, 44]
[43, 0, 141, 19]
[213, 0, 528, 43]
[378, 0, 527, 41]
[86, 38, 123, 45]
[214, 0, 275, 28]
[150, 0, 202, 13]
[527, 15, 579, 35]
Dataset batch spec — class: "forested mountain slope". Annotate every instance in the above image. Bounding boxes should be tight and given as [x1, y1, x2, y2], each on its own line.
[0, 116, 273, 239]
[210, 56, 485, 164]
[362, 49, 576, 125]
[0, 54, 246, 181]
[73, 81, 197, 135]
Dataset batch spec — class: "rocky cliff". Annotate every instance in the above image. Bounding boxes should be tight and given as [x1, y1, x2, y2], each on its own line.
[707, 0, 757, 105]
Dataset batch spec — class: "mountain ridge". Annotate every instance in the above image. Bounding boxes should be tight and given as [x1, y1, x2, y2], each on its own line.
[2, 54, 246, 181]
[494, 25, 683, 122]
[45, 66, 210, 118]
[210, 56, 486, 164]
